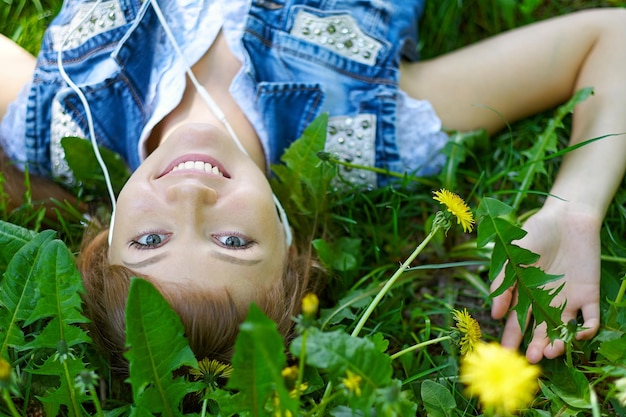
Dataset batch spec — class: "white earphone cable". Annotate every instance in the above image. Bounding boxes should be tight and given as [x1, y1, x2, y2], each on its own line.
[55, 0, 118, 245]
[58, 0, 292, 247]
[148, 0, 293, 246]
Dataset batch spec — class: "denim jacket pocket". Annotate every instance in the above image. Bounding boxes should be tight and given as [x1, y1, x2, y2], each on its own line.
[255, 82, 324, 165]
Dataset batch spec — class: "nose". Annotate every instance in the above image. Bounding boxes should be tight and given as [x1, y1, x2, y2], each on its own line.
[165, 182, 218, 206]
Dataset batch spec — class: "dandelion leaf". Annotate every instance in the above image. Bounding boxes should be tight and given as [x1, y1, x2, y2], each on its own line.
[0, 230, 55, 356]
[271, 113, 336, 225]
[477, 197, 565, 341]
[28, 355, 89, 417]
[227, 304, 296, 416]
[290, 328, 392, 412]
[421, 380, 456, 417]
[23, 239, 90, 349]
[125, 278, 198, 416]
[0, 220, 36, 270]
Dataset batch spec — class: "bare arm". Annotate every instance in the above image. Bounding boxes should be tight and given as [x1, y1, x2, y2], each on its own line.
[0, 34, 81, 213]
[401, 9, 626, 362]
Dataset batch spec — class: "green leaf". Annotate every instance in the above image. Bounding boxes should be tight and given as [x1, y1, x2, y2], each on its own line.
[0, 220, 36, 269]
[61, 136, 131, 196]
[29, 355, 89, 417]
[544, 361, 591, 409]
[476, 198, 565, 340]
[0, 230, 55, 356]
[271, 113, 336, 227]
[227, 304, 296, 417]
[125, 278, 198, 417]
[23, 239, 90, 347]
[511, 87, 593, 210]
[291, 328, 392, 412]
[420, 380, 456, 417]
[312, 237, 362, 272]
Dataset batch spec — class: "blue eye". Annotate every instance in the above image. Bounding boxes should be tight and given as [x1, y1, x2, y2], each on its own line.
[216, 235, 253, 249]
[130, 233, 168, 249]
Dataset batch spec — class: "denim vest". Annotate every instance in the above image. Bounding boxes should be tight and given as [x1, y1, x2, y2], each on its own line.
[0, 0, 445, 189]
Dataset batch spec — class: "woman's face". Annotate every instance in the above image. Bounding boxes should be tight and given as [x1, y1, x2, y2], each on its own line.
[108, 123, 289, 303]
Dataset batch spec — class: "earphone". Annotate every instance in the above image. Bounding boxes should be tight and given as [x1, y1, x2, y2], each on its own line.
[57, 0, 293, 247]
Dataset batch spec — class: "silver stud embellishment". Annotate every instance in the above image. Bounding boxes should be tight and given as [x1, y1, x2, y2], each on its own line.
[291, 11, 383, 66]
[50, 0, 127, 51]
[324, 114, 377, 189]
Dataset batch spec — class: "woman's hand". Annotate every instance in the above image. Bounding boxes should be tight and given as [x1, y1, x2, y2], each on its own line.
[490, 205, 601, 363]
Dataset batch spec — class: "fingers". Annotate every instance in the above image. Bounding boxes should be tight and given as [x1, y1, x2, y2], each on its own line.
[499, 310, 525, 350]
[490, 275, 515, 320]
[577, 301, 601, 341]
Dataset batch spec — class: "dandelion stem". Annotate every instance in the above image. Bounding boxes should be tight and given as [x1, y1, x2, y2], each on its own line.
[352, 226, 440, 338]
[1, 390, 21, 417]
[295, 330, 307, 403]
[200, 398, 208, 417]
[390, 335, 451, 360]
[319, 153, 435, 186]
[89, 388, 105, 417]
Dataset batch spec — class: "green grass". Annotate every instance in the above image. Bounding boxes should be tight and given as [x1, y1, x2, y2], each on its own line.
[0, 0, 625, 416]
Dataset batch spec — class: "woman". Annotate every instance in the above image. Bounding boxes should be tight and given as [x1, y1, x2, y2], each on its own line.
[1, 0, 624, 372]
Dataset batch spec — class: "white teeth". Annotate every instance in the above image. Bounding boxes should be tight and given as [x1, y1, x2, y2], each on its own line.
[170, 161, 223, 176]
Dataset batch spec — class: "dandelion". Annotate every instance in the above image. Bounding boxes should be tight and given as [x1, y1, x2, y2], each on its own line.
[189, 358, 233, 392]
[460, 342, 540, 415]
[433, 189, 475, 233]
[341, 369, 362, 397]
[301, 293, 319, 317]
[453, 309, 482, 355]
[615, 377, 626, 406]
[0, 359, 10, 385]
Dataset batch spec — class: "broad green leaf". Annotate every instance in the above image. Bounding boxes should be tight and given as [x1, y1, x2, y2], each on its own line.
[271, 113, 336, 225]
[227, 304, 296, 417]
[598, 335, 626, 362]
[0, 230, 55, 356]
[62, 136, 131, 196]
[0, 220, 36, 268]
[544, 361, 591, 409]
[420, 380, 456, 417]
[125, 278, 198, 417]
[291, 328, 392, 412]
[312, 237, 362, 272]
[23, 239, 89, 347]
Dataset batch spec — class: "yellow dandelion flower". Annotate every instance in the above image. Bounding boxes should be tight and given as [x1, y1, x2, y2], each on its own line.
[460, 342, 540, 415]
[0, 358, 11, 388]
[453, 309, 482, 355]
[302, 293, 319, 317]
[0, 358, 11, 382]
[189, 358, 233, 390]
[341, 369, 362, 397]
[433, 189, 475, 233]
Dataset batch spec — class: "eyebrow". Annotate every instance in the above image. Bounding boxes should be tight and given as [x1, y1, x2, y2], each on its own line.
[122, 253, 169, 269]
[121, 251, 262, 269]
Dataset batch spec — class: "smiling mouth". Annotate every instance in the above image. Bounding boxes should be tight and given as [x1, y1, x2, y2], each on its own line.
[171, 161, 224, 176]
[158, 154, 231, 178]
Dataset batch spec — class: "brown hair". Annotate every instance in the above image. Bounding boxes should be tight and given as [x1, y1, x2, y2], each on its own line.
[76, 228, 324, 376]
